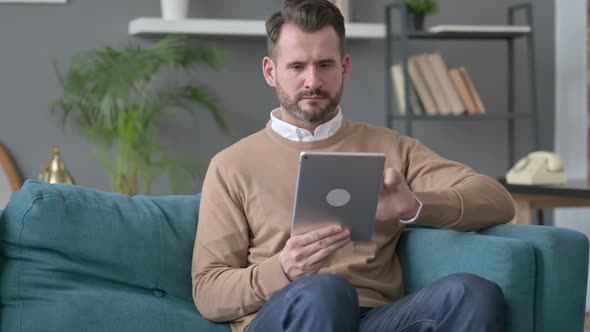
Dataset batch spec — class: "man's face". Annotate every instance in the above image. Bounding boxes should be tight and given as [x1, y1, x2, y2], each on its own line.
[263, 23, 351, 126]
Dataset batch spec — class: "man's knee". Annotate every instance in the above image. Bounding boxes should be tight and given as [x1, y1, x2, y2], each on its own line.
[246, 274, 359, 332]
[289, 273, 358, 308]
[283, 274, 359, 329]
[441, 273, 505, 307]
[439, 273, 506, 326]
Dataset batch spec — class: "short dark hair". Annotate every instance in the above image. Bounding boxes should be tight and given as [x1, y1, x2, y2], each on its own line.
[265, 0, 346, 59]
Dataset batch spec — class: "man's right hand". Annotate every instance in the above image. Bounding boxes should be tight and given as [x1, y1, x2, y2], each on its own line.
[279, 225, 351, 281]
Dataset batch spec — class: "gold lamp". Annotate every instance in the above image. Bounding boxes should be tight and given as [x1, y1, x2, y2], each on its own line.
[39, 147, 75, 184]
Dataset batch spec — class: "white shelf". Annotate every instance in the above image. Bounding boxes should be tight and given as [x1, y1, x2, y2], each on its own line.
[129, 18, 385, 39]
[427, 24, 531, 34]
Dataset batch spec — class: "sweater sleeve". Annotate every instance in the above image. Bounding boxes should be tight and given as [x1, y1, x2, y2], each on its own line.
[403, 138, 515, 231]
[191, 155, 290, 322]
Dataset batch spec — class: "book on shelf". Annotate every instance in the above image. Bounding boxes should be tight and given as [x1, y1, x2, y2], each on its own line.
[448, 68, 478, 114]
[458, 67, 487, 114]
[427, 25, 531, 34]
[414, 54, 452, 115]
[393, 52, 487, 116]
[407, 56, 438, 115]
[427, 52, 465, 115]
[390, 64, 423, 115]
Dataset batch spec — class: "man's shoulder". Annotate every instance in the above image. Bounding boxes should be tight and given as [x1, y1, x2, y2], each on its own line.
[345, 120, 404, 140]
[343, 120, 419, 153]
[210, 128, 269, 167]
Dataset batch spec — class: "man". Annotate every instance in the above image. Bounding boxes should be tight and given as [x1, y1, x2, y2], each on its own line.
[192, 0, 515, 331]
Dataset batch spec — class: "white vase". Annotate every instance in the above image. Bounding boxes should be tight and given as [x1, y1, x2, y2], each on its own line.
[161, 0, 189, 20]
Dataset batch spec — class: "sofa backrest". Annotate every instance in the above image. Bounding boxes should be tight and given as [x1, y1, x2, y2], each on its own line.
[0, 180, 230, 332]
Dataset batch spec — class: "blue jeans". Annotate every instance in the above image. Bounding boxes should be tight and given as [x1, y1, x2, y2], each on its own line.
[244, 273, 506, 332]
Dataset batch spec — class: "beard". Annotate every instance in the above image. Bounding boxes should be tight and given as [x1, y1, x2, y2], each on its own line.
[275, 82, 343, 123]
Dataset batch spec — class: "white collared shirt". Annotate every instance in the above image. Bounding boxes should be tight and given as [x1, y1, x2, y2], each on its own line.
[269, 107, 421, 223]
[270, 107, 342, 142]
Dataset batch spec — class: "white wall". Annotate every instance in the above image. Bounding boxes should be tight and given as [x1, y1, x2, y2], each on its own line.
[553, 0, 590, 310]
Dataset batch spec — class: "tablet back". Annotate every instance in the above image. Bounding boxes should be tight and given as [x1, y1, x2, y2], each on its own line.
[291, 152, 385, 241]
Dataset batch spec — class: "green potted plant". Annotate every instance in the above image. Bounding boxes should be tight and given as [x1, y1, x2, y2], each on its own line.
[52, 35, 228, 195]
[402, 0, 438, 30]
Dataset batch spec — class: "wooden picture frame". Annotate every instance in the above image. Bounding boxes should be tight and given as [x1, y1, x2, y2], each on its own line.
[0, 144, 23, 193]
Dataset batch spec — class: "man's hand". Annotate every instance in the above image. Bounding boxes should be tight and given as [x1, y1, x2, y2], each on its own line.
[279, 225, 351, 281]
[376, 167, 420, 222]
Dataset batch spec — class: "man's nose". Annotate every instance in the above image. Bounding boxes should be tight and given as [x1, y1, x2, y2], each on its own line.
[304, 68, 322, 90]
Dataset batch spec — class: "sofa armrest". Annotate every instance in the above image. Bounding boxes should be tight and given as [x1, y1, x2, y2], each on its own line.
[479, 224, 589, 332]
[398, 227, 536, 332]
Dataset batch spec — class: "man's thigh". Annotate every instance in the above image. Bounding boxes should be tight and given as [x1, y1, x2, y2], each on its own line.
[359, 273, 506, 332]
[245, 274, 359, 332]
[359, 291, 436, 332]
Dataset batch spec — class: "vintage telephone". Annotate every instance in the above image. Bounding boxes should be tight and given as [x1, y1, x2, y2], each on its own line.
[506, 151, 568, 185]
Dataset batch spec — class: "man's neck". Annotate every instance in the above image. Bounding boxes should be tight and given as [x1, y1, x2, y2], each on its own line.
[278, 108, 338, 133]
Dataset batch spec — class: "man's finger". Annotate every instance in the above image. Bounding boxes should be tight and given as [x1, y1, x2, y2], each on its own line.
[305, 236, 351, 266]
[384, 167, 405, 188]
[383, 167, 396, 186]
[295, 228, 350, 258]
[291, 225, 343, 247]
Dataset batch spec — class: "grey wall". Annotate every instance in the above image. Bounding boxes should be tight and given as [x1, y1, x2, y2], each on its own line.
[0, 0, 554, 195]
[552, 0, 590, 309]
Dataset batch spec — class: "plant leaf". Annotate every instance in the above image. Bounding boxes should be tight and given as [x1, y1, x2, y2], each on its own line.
[51, 35, 229, 194]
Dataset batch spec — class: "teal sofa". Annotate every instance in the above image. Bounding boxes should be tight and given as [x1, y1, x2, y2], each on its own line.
[1, 180, 588, 332]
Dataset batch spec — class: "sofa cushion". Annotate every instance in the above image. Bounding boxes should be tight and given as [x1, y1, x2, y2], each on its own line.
[0, 180, 230, 332]
[398, 227, 536, 332]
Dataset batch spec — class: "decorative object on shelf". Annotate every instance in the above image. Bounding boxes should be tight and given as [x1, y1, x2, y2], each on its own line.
[161, 0, 189, 20]
[506, 151, 567, 185]
[51, 35, 228, 195]
[0, 143, 23, 207]
[38, 147, 75, 185]
[329, 0, 350, 21]
[401, 0, 438, 31]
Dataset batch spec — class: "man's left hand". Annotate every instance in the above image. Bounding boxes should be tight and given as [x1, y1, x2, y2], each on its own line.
[375, 167, 420, 222]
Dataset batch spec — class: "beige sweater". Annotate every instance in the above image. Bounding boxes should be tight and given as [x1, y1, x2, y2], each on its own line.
[192, 120, 515, 332]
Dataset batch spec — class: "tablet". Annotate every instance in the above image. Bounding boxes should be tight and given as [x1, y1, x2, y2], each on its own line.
[291, 152, 386, 241]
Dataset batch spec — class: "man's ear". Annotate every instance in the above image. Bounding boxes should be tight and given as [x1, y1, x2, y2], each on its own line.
[262, 56, 276, 87]
[342, 55, 351, 83]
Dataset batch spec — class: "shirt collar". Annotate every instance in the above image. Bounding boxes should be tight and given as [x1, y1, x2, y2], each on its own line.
[270, 107, 343, 142]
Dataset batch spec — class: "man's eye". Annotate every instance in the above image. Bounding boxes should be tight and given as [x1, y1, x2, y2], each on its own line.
[319, 63, 336, 69]
[290, 65, 303, 70]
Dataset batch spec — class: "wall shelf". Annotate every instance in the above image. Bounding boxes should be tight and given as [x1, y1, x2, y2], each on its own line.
[385, 2, 539, 167]
[129, 18, 385, 39]
[391, 113, 534, 121]
[398, 30, 530, 40]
